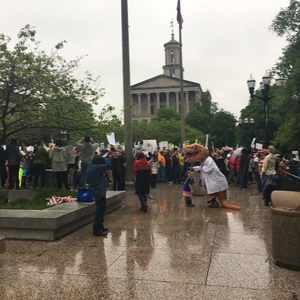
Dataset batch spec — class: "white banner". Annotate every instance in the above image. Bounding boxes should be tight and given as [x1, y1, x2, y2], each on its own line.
[106, 132, 116, 146]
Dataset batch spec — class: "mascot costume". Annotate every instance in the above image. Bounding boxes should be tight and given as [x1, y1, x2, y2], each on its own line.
[183, 143, 240, 210]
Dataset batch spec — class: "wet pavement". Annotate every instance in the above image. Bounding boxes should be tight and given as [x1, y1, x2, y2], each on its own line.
[1, 182, 300, 300]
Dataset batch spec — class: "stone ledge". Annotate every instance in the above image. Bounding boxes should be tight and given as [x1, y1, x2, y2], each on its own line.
[0, 190, 125, 241]
[0, 237, 5, 254]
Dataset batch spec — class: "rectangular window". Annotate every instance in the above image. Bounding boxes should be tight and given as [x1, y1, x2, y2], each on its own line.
[171, 50, 174, 63]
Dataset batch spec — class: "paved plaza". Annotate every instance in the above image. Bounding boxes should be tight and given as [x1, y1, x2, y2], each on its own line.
[1, 183, 300, 299]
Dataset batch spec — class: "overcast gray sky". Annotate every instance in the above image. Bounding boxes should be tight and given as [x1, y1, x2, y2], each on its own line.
[1, 0, 290, 120]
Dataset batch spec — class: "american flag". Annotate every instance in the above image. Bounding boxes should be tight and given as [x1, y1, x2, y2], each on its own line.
[176, 0, 183, 29]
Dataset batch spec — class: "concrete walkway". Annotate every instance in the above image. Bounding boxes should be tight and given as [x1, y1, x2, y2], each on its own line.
[1, 183, 300, 299]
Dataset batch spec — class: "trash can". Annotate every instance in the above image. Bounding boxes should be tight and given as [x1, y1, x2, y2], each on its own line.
[271, 190, 300, 270]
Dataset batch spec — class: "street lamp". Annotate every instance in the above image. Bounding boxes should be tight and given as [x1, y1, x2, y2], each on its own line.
[238, 117, 254, 147]
[60, 131, 67, 146]
[247, 71, 283, 148]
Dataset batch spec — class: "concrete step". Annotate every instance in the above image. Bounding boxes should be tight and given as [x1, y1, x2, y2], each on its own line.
[0, 191, 125, 241]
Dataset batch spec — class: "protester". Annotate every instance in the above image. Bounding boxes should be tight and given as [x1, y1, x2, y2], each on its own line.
[240, 148, 250, 190]
[76, 136, 99, 188]
[86, 154, 112, 236]
[50, 139, 70, 190]
[5, 138, 21, 189]
[164, 150, 172, 183]
[171, 147, 181, 184]
[109, 146, 123, 191]
[261, 146, 278, 206]
[157, 149, 166, 183]
[33, 140, 49, 188]
[149, 152, 158, 188]
[227, 152, 236, 184]
[132, 152, 152, 213]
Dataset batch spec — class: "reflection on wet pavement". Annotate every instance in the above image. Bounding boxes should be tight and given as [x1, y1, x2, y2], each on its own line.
[1, 183, 300, 299]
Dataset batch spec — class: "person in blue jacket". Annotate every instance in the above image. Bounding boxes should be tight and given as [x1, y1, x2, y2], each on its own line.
[86, 154, 112, 236]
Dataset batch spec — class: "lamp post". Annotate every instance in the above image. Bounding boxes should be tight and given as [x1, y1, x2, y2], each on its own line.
[247, 71, 272, 148]
[247, 71, 283, 148]
[238, 117, 254, 147]
[60, 131, 67, 146]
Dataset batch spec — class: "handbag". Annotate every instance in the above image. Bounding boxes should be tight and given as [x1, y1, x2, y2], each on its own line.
[77, 188, 93, 202]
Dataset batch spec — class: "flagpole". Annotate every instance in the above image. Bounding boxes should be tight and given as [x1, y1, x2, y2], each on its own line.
[178, 0, 185, 144]
[121, 0, 133, 181]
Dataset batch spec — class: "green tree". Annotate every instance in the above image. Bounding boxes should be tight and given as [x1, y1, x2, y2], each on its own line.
[0, 25, 103, 144]
[152, 107, 181, 121]
[210, 110, 236, 148]
[186, 90, 218, 135]
[185, 107, 210, 134]
[270, 0, 300, 151]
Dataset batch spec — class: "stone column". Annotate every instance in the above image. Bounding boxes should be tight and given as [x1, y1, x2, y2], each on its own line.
[185, 92, 189, 114]
[147, 94, 151, 114]
[138, 94, 142, 115]
[132, 95, 137, 115]
[176, 92, 179, 113]
[166, 92, 170, 108]
[156, 93, 160, 110]
[195, 91, 200, 105]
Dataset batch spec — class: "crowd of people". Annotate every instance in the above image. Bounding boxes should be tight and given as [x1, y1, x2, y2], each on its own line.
[209, 146, 299, 206]
[1, 137, 299, 236]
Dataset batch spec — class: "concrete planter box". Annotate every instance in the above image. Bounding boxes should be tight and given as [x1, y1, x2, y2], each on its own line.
[0, 191, 125, 241]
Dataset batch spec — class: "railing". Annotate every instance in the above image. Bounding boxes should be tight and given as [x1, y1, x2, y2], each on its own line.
[277, 171, 300, 192]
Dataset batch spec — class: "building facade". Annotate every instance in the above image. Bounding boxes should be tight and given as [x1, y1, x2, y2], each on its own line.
[131, 34, 203, 121]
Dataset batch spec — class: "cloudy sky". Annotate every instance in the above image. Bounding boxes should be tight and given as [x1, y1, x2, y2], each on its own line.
[1, 0, 290, 120]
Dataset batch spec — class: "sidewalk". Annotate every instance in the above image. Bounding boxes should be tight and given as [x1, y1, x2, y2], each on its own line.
[1, 183, 300, 299]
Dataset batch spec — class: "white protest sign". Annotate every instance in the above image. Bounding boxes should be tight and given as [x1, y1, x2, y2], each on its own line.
[106, 133, 116, 146]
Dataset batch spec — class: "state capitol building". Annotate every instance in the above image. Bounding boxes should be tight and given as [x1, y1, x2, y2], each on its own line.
[131, 33, 203, 121]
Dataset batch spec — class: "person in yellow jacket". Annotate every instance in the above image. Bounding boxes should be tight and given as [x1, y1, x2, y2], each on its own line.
[19, 158, 27, 189]
[178, 149, 185, 183]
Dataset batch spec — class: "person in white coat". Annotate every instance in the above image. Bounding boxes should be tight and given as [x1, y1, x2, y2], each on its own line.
[192, 156, 227, 207]
[192, 154, 240, 210]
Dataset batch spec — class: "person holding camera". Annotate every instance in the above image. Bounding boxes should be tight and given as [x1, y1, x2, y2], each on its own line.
[76, 136, 99, 188]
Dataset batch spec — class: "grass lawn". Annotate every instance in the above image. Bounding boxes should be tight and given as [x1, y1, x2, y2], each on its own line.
[0, 188, 78, 210]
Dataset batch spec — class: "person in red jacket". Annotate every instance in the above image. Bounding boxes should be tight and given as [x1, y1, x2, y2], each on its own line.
[235, 155, 241, 186]
[227, 153, 236, 184]
[132, 152, 152, 213]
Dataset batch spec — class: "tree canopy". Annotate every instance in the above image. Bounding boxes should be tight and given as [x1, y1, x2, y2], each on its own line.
[152, 107, 181, 121]
[0, 25, 104, 145]
[269, 0, 300, 152]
